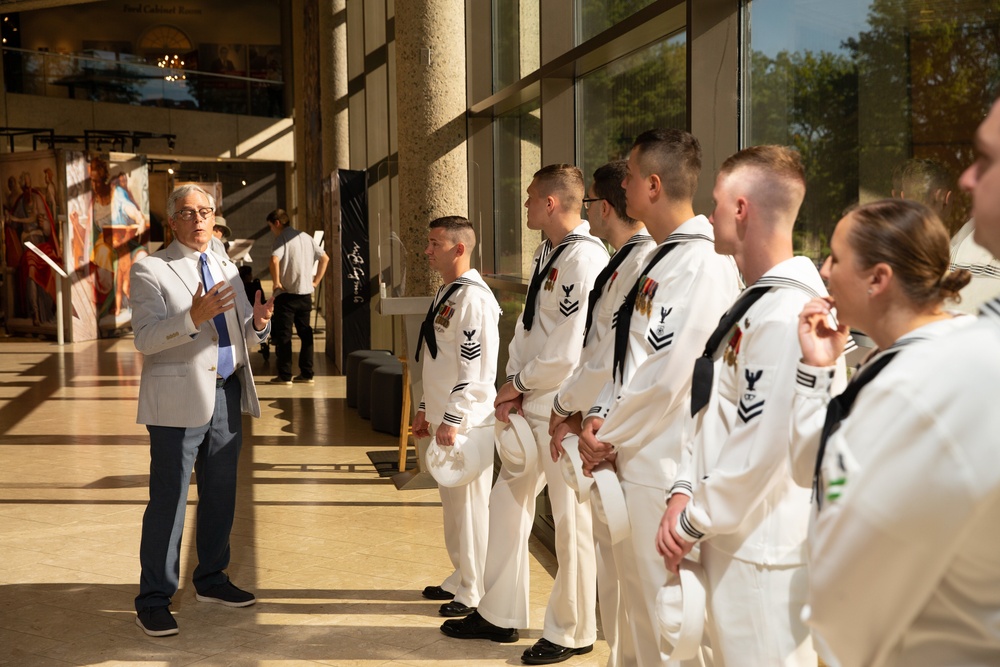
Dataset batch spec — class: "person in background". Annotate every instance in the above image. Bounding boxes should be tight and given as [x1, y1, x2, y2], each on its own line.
[891, 157, 999, 312]
[212, 215, 232, 256]
[239, 264, 270, 362]
[266, 208, 329, 385]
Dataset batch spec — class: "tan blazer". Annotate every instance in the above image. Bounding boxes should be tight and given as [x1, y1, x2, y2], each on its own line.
[130, 241, 267, 427]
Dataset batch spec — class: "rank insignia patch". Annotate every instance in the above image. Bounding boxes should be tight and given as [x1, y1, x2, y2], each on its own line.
[559, 283, 579, 316]
[460, 329, 481, 360]
[737, 368, 766, 423]
[544, 267, 559, 291]
[645, 306, 674, 351]
[647, 328, 674, 351]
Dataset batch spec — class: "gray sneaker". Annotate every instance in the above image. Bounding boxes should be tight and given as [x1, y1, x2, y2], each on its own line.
[268, 376, 293, 385]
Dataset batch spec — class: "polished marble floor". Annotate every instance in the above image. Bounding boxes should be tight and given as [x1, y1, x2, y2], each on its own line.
[0, 333, 610, 666]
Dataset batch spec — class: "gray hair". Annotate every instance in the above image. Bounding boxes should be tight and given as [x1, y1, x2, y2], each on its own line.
[167, 184, 216, 219]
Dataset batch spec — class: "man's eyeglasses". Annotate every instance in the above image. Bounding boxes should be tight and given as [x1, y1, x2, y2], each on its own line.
[174, 207, 215, 222]
[583, 197, 604, 211]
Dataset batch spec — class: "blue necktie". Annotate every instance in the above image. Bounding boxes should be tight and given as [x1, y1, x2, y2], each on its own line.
[199, 253, 235, 379]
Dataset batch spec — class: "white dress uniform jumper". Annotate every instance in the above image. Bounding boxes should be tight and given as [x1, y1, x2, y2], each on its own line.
[416, 269, 501, 609]
[591, 215, 741, 667]
[477, 221, 608, 650]
[791, 312, 990, 667]
[672, 257, 843, 667]
[553, 230, 654, 667]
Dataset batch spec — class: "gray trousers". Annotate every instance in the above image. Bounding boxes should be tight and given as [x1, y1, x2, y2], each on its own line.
[135, 375, 243, 611]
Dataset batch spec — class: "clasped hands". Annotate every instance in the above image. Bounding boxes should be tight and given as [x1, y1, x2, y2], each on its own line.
[548, 408, 616, 473]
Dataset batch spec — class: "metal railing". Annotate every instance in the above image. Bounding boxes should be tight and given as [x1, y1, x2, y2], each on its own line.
[2, 47, 285, 118]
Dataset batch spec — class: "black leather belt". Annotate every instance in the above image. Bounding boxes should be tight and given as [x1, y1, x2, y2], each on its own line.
[216, 371, 240, 388]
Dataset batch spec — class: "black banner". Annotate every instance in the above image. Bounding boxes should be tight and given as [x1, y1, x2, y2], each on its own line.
[339, 169, 370, 365]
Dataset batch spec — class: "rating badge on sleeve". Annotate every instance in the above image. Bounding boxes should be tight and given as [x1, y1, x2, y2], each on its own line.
[460, 329, 481, 361]
[559, 283, 579, 317]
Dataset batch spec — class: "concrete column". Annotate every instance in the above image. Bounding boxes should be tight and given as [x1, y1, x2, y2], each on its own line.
[323, 0, 351, 175]
[302, 0, 323, 234]
[394, 0, 468, 298]
[319, 0, 350, 363]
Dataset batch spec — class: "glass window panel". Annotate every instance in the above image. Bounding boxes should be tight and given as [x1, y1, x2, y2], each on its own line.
[576, 33, 687, 187]
[493, 0, 540, 91]
[746, 0, 1000, 261]
[577, 0, 659, 43]
[493, 98, 542, 280]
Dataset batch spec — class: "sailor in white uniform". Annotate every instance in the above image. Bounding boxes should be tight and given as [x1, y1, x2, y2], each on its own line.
[581, 130, 740, 667]
[413, 216, 500, 617]
[442, 164, 609, 666]
[790, 102, 1000, 666]
[949, 218, 1000, 311]
[549, 160, 654, 667]
[659, 146, 845, 667]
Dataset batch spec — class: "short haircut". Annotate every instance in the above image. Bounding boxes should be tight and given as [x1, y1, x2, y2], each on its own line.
[167, 184, 215, 219]
[631, 129, 702, 202]
[718, 145, 807, 214]
[847, 198, 970, 307]
[900, 158, 953, 206]
[592, 160, 636, 224]
[719, 145, 804, 183]
[266, 208, 290, 226]
[533, 164, 585, 211]
[429, 215, 476, 251]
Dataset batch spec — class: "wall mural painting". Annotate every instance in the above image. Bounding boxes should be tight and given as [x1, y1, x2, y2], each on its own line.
[0, 150, 154, 341]
[65, 150, 98, 341]
[89, 153, 150, 334]
[1, 151, 62, 335]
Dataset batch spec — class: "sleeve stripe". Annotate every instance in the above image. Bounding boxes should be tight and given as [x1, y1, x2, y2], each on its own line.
[796, 369, 818, 388]
[678, 509, 705, 540]
[513, 373, 529, 393]
[553, 394, 572, 417]
[442, 413, 463, 425]
[450, 382, 469, 394]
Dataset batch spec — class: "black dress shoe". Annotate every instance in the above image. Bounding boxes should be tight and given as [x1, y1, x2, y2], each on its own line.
[439, 600, 476, 617]
[422, 585, 455, 600]
[441, 610, 519, 643]
[521, 638, 593, 665]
